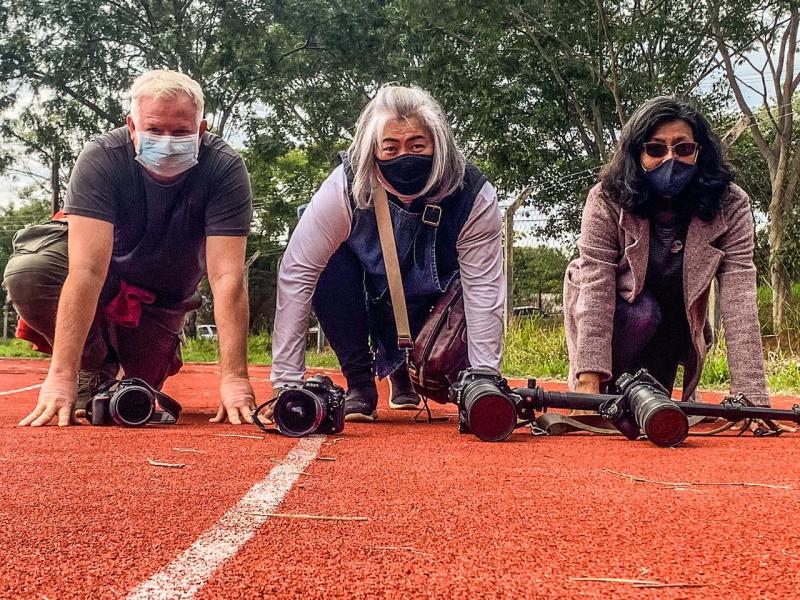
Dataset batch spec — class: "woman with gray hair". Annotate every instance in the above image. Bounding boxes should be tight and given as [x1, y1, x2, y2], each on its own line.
[270, 85, 504, 421]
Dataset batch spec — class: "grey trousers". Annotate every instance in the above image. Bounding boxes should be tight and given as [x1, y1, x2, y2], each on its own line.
[2, 223, 194, 389]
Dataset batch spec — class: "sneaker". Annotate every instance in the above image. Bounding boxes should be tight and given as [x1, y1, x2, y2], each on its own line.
[388, 366, 421, 410]
[344, 382, 379, 422]
[75, 366, 118, 417]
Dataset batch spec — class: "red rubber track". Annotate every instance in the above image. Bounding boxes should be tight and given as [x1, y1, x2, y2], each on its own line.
[1, 358, 799, 599]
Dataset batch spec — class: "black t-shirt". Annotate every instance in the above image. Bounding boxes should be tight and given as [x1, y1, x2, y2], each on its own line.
[63, 127, 253, 304]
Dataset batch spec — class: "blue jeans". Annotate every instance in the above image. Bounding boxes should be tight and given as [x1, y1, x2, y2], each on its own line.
[312, 244, 375, 389]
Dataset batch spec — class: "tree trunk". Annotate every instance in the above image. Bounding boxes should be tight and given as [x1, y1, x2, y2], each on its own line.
[769, 184, 792, 335]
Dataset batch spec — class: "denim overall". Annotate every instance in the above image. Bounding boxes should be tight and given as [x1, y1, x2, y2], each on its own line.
[311, 153, 487, 387]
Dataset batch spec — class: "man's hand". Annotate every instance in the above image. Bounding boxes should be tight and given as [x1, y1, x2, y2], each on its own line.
[210, 375, 256, 425]
[19, 375, 77, 427]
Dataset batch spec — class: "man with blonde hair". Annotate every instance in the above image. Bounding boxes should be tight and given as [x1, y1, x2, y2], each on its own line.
[4, 69, 256, 427]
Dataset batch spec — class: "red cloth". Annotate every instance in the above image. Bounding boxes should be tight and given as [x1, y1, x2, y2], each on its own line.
[15, 320, 52, 354]
[103, 279, 156, 328]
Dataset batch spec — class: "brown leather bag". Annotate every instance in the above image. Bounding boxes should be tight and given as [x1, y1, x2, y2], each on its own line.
[372, 185, 469, 404]
[406, 278, 469, 403]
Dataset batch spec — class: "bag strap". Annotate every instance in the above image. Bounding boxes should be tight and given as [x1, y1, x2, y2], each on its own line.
[533, 412, 619, 436]
[373, 184, 414, 350]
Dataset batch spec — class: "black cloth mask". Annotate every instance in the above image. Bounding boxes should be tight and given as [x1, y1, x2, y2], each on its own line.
[376, 154, 434, 196]
[645, 158, 697, 198]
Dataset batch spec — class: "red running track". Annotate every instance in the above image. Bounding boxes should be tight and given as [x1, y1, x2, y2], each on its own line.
[1, 358, 799, 599]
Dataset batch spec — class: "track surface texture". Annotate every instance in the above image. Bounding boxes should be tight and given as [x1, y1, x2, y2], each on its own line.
[1, 358, 799, 599]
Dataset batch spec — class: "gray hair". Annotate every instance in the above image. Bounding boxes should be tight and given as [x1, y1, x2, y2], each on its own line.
[129, 70, 205, 124]
[348, 85, 466, 208]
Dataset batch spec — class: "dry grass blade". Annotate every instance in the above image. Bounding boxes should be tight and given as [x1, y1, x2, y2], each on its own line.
[570, 577, 662, 585]
[373, 545, 433, 557]
[603, 469, 792, 490]
[781, 548, 798, 557]
[171, 448, 204, 454]
[326, 438, 345, 446]
[212, 433, 264, 440]
[252, 512, 368, 522]
[147, 459, 186, 469]
[632, 583, 706, 589]
[316, 456, 337, 461]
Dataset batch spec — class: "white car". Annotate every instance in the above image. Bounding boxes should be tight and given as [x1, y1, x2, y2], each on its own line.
[197, 324, 218, 341]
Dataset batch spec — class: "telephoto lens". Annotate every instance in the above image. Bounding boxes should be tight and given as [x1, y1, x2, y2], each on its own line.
[452, 368, 518, 442]
[617, 371, 689, 447]
[273, 387, 326, 437]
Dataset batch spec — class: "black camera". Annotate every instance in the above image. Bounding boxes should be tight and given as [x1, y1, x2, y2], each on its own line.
[86, 378, 181, 427]
[253, 375, 346, 437]
[600, 370, 689, 447]
[450, 368, 519, 442]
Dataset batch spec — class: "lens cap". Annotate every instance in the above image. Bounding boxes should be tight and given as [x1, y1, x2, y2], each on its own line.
[468, 394, 517, 442]
[643, 405, 688, 447]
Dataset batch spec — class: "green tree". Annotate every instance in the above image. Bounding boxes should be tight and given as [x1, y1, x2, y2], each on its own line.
[710, 0, 800, 332]
[512, 245, 570, 309]
[392, 0, 731, 232]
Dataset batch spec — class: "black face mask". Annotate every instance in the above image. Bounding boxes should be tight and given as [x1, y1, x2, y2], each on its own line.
[376, 154, 433, 196]
[644, 158, 697, 198]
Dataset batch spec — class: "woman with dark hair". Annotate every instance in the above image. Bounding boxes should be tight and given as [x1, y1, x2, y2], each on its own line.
[563, 96, 769, 406]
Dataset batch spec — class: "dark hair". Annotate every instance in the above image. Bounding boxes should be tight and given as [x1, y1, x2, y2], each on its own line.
[599, 96, 734, 221]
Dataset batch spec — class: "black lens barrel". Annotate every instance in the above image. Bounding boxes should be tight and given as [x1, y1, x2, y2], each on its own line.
[462, 380, 518, 442]
[625, 384, 688, 447]
[110, 386, 155, 427]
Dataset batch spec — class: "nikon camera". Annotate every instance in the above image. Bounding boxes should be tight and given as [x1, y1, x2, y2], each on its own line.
[254, 375, 346, 437]
[449, 368, 520, 442]
[87, 378, 181, 427]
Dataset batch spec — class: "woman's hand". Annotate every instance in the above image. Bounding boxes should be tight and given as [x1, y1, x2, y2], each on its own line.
[575, 372, 601, 395]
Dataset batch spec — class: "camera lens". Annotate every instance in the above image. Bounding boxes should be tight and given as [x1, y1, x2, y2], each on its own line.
[111, 387, 154, 427]
[463, 380, 517, 442]
[627, 385, 688, 447]
[274, 388, 325, 437]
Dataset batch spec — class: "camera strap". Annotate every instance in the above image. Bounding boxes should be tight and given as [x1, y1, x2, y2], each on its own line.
[373, 183, 414, 350]
[152, 388, 181, 424]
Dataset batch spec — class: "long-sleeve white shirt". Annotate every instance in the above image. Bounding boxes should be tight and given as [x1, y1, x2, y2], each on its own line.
[270, 164, 505, 387]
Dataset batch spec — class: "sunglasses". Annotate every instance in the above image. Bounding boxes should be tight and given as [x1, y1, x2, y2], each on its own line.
[642, 141, 699, 158]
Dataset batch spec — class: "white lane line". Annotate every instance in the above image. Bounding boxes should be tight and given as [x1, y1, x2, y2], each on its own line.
[127, 435, 325, 600]
[0, 384, 43, 396]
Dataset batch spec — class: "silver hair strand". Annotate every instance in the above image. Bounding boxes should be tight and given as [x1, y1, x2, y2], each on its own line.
[348, 85, 466, 209]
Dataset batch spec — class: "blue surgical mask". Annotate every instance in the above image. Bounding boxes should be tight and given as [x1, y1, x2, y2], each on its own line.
[135, 131, 199, 178]
[644, 158, 696, 198]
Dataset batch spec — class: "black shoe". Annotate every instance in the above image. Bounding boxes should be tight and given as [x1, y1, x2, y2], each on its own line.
[344, 382, 379, 422]
[388, 367, 421, 410]
[75, 365, 118, 418]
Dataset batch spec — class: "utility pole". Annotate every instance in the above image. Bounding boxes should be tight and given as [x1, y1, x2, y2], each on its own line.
[2, 302, 9, 344]
[244, 249, 261, 289]
[503, 186, 534, 331]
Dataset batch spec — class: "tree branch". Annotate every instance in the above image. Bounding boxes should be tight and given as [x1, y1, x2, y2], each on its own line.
[710, 1, 775, 175]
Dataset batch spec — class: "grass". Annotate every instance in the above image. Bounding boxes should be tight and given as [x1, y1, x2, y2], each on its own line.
[3, 316, 800, 394]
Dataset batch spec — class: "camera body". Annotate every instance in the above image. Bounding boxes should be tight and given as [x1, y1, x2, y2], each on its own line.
[270, 375, 346, 437]
[87, 378, 181, 427]
[450, 368, 519, 442]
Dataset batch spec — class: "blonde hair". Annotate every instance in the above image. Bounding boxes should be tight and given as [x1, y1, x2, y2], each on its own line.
[348, 85, 466, 208]
[129, 70, 205, 124]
